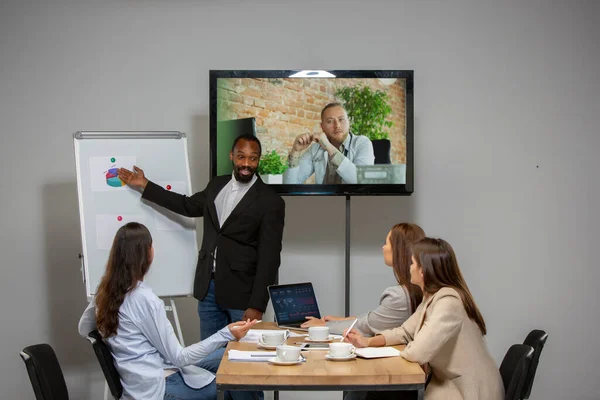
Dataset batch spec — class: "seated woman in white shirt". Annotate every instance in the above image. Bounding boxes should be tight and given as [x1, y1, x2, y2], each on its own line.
[78, 222, 260, 400]
[301, 223, 426, 336]
[345, 238, 504, 400]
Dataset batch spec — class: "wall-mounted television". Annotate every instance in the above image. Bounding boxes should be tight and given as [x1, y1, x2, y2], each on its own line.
[209, 70, 413, 196]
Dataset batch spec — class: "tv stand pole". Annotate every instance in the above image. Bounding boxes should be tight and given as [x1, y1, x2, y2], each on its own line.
[345, 195, 351, 317]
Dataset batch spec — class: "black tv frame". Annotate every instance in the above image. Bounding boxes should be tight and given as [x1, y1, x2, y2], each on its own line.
[209, 70, 414, 196]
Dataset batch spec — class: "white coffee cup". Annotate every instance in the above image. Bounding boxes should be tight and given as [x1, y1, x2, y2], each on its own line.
[308, 326, 330, 341]
[329, 342, 354, 358]
[276, 345, 301, 362]
[262, 332, 286, 346]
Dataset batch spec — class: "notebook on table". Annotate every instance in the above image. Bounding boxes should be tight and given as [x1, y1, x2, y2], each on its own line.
[267, 282, 321, 331]
[354, 347, 402, 359]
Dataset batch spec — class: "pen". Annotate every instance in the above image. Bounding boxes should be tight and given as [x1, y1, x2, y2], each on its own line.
[250, 354, 306, 360]
[340, 318, 358, 342]
[231, 320, 262, 329]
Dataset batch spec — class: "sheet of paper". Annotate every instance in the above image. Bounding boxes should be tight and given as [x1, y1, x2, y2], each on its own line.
[95, 214, 147, 250]
[227, 350, 305, 363]
[152, 181, 195, 231]
[89, 156, 136, 192]
[354, 347, 401, 359]
[227, 350, 277, 362]
[288, 331, 308, 338]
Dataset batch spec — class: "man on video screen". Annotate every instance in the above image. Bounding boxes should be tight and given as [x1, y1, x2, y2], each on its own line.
[283, 102, 374, 184]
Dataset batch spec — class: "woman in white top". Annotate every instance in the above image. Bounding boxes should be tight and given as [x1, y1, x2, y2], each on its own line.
[78, 222, 260, 400]
[301, 223, 426, 336]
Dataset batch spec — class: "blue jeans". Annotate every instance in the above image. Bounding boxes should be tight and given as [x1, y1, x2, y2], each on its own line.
[165, 348, 263, 400]
[198, 279, 246, 340]
[164, 371, 217, 400]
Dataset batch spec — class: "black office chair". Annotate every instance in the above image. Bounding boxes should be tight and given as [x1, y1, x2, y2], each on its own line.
[86, 330, 123, 399]
[20, 343, 70, 400]
[521, 329, 548, 399]
[371, 138, 392, 164]
[500, 344, 534, 400]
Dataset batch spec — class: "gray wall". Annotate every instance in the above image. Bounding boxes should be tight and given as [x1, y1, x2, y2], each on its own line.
[1, 0, 599, 399]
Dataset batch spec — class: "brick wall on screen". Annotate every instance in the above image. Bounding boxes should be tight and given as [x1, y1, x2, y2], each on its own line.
[217, 78, 407, 165]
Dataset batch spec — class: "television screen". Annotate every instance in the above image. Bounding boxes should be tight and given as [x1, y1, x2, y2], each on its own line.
[209, 70, 413, 195]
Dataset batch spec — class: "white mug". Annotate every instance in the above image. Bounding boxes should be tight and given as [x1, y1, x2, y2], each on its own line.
[308, 326, 330, 341]
[262, 332, 286, 346]
[276, 345, 301, 362]
[329, 342, 354, 358]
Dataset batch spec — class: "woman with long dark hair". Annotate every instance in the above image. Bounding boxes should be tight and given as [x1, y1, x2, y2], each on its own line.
[78, 222, 259, 400]
[302, 223, 425, 336]
[346, 238, 503, 400]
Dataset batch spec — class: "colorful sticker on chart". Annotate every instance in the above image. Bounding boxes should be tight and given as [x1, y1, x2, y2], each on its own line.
[152, 181, 195, 231]
[89, 156, 137, 192]
[95, 214, 148, 250]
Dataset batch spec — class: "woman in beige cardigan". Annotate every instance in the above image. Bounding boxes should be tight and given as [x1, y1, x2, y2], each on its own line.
[346, 238, 504, 400]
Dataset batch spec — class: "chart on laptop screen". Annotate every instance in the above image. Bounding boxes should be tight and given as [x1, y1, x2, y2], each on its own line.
[270, 283, 320, 322]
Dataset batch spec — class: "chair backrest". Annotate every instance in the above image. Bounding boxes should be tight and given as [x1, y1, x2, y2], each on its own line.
[500, 344, 534, 400]
[521, 329, 548, 399]
[20, 344, 69, 400]
[86, 330, 123, 399]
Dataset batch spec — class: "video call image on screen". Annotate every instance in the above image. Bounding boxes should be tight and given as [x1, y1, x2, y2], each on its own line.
[270, 285, 319, 322]
[215, 76, 409, 186]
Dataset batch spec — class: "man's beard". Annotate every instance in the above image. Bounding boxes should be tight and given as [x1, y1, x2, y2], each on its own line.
[328, 130, 348, 149]
[233, 165, 256, 183]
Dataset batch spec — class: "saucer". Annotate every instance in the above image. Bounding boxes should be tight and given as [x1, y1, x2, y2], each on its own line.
[257, 340, 283, 350]
[305, 335, 334, 343]
[325, 353, 357, 361]
[267, 357, 303, 366]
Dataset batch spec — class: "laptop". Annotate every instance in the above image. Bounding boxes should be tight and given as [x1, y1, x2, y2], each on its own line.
[267, 282, 321, 331]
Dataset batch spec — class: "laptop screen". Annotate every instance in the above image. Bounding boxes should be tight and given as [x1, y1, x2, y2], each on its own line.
[268, 282, 321, 325]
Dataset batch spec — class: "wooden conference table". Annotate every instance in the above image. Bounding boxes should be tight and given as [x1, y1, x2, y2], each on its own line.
[216, 322, 426, 399]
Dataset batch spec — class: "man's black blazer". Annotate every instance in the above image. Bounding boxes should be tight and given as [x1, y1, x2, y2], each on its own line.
[142, 175, 285, 311]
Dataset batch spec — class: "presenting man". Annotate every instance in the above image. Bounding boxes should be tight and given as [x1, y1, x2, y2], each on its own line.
[118, 134, 285, 339]
[283, 102, 375, 184]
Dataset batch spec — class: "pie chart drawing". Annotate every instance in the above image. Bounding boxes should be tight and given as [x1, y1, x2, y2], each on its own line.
[106, 168, 125, 187]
